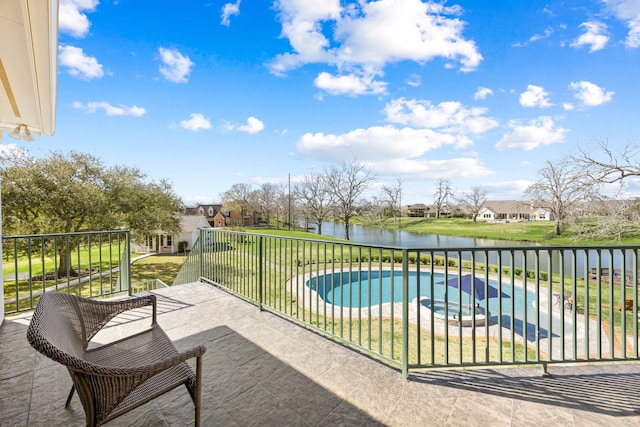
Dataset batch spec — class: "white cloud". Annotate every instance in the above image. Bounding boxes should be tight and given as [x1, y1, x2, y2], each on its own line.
[627, 17, 640, 47]
[269, 0, 482, 93]
[485, 179, 533, 199]
[180, 114, 212, 131]
[157, 47, 194, 83]
[474, 86, 494, 100]
[58, 45, 104, 80]
[570, 21, 609, 52]
[314, 71, 387, 96]
[519, 85, 552, 108]
[602, 0, 640, 47]
[563, 102, 575, 111]
[221, 1, 241, 26]
[58, 0, 98, 38]
[366, 157, 493, 179]
[296, 124, 492, 178]
[72, 101, 147, 117]
[298, 125, 462, 161]
[529, 27, 554, 42]
[384, 98, 498, 135]
[406, 74, 421, 87]
[227, 116, 265, 134]
[569, 81, 614, 106]
[495, 116, 567, 151]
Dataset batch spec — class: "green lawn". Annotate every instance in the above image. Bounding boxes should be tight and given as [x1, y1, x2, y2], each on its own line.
[131, 254, 186, 285]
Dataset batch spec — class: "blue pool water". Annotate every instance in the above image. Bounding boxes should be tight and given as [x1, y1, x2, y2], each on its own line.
[307, 270, 532, 317]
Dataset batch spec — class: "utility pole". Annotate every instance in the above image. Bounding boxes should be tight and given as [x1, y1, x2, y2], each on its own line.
[288, 173, 291, 230]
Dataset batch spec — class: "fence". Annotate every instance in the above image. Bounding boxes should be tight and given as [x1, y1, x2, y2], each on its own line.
[175, 228, 640, 377]
[2, 230, 131, 314]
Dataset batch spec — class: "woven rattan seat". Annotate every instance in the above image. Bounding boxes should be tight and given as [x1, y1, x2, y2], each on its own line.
[26, 292, 206, 426]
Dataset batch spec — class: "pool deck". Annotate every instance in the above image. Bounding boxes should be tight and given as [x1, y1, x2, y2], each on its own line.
[3, 281, 640, 426]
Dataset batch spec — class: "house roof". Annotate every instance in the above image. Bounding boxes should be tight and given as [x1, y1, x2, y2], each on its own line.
[0, 0, 58, 136]
[185, 204, 224, 217]
[481, 200, 533, 214]
[180, 215, 210, 232]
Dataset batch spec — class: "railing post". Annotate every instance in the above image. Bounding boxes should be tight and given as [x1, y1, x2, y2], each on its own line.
[199, 228, 205, 282]
[126, 231, 132, 296]
[402, 248, 409, 379]
[258, 235, 264, 311]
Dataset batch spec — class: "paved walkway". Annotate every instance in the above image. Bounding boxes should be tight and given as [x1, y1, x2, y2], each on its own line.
[2, 281, 640, 426]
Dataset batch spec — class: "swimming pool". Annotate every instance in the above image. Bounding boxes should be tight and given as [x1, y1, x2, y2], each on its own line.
[306, 270, 532, 318]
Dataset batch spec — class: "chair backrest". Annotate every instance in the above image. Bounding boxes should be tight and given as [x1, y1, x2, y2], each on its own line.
[27, 293, 87, 364]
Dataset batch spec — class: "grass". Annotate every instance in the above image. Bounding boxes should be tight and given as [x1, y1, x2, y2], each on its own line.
[131, 254, 186, 285]
[2, 243, 132, 278]
[3, 246, 185, 314]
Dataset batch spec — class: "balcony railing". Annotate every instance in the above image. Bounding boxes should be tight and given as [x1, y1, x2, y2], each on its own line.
[2, 230, 131, 314]
[174, 228, 640, 377]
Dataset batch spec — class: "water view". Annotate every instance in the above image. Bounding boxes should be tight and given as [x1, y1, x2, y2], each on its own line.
[312, 222, 636, 275]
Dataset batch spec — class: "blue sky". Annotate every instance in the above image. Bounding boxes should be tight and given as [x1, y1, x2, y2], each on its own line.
[5, 0, 640, 205]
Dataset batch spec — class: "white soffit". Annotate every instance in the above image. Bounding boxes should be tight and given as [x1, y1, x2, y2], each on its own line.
[0, 0, 58, 136]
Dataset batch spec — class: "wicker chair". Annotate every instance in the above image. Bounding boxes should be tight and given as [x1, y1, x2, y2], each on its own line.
[26, 292, 206, 427]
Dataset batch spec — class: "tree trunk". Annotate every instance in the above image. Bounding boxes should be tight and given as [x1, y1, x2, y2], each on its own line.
[57, 251, 77, 277]
[317, 222, 323, 235]
[554, 219, 561, 236]
[344, 220, 350, 240]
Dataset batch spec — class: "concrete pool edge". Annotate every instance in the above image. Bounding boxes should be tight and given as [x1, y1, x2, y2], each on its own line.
[284, 267, 603, 359]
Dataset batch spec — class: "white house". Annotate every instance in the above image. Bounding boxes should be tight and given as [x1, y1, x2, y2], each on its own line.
[135, 215, 211, 254]
[478, 200, 553, 222]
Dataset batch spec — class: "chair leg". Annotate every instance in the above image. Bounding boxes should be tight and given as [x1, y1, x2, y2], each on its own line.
[65, 385, 76, 407]
[195, 355, 203, 427]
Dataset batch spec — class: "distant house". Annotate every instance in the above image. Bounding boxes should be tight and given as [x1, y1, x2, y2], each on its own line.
[186, 204, 228, 227]
[478, 200, 553, 222]
[134, 215, 211, 254]
[185, 204, 261, 227]
[403, 203, 452, 218]
[404, 204, 430, 217]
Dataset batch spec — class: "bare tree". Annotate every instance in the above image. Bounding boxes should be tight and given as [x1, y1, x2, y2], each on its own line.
[221, 183, 256, 226]
[359, 196, 386, 226]
[272, 183, 288, 228]
[525, 158, 598, 236]
[325, 161, 376, 240]
[382, 178, 403, 227]
[294, 173, 334, 235]
[457, 185, 487, 222]
[569, 139, 640, 239]
[573, 139, 640, 183]
[256, 182, 280, 227]
[433, 178, 454, 219]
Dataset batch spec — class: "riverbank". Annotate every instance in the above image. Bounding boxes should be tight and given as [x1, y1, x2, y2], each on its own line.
[354, 217, 640, 245]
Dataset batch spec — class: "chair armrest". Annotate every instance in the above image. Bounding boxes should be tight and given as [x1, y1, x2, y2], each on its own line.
[77, 343, 207, 377]
[76, 295, 157, 343]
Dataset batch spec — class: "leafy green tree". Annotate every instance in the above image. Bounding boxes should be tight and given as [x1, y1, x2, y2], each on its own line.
[1, 151, 183, 275]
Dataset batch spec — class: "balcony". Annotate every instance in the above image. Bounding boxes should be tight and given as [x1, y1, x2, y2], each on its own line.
[3, 229, 640, 425]
[4, 281, 640, 425]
